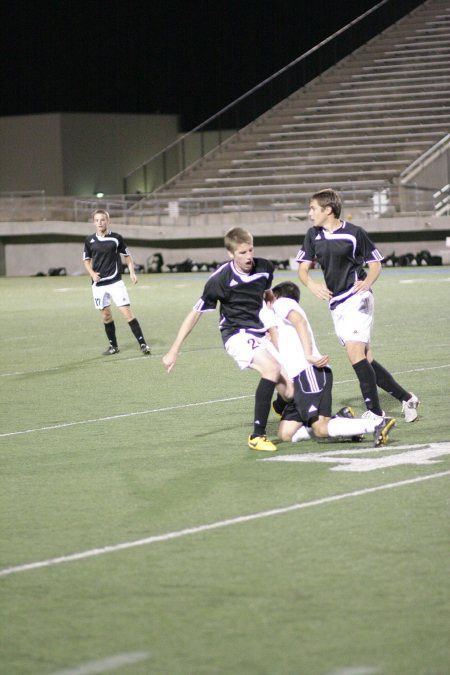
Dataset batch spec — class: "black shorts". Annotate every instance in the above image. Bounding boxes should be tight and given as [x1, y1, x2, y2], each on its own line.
[293, 366, 333, 425]
[280, 399, 302, 423]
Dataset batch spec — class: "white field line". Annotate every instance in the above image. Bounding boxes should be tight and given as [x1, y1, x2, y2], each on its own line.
[0, 396, 250, 438]
[1, 470, 449, 579]
[50, 651, 151, 675]
[2, 363, 449, 439]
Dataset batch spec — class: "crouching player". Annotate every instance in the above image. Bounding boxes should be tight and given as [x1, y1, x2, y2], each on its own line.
[262, 282, 396, 447]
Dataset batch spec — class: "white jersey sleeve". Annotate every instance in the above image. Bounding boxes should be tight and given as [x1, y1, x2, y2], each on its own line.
[272, 297, 323, 379]
[259, 302, 277, 330]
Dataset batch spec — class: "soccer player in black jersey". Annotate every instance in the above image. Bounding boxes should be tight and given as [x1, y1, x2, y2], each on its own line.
[296, 188, 419, 424]
[162, 227, 293, 452]
[83, 209, 151, 356]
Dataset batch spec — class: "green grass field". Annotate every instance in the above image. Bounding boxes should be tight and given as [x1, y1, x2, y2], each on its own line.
[1, 267, 449, 675]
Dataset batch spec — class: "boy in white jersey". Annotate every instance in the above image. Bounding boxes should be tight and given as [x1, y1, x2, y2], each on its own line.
[263, 281, 395, 447]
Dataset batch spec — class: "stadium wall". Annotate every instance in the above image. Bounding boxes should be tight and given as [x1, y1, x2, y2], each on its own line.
[1, 216, 449, 277]
[0, 113, 180, 196]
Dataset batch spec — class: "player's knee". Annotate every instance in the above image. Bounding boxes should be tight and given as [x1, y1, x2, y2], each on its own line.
[277, 427, 293, 442]
[265, 362, 281, 382]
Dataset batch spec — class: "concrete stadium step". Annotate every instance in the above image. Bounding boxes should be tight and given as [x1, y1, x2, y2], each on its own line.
[275, 98, 450, 117]
[373, 50, 450, 64]
[216, 160, 408, 174]
[232, 150, 421, 162]
[352, 64, 450, 78]
[154, 179, 387, 195]
[268, 121, 450, 137]
[313, 87, 450, 105]
[206, 151, 418, 167]
[139, 0, 448, 219]
[318, 63, 450, 83]
[322, 74, 450, 92]
[288, 106, 450, 122]
[194, 169, 399, 185]
[207, 134, 443, 155]
[383, 42, 450, 54]
[272, 92, 450, 115]
[246, 129, 445, 142]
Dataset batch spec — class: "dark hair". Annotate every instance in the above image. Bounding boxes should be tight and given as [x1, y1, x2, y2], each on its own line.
[272, 281, 300, 302]
[311, 188, 342, 218]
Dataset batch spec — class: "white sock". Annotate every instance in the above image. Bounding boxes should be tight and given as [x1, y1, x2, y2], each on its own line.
[291, 426, 313, 442]
[327, 417, 377, 438]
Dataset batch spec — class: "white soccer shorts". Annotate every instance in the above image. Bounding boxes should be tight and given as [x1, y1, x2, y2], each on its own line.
[92, 280, 130, 309]
[331, 290, 374, 346]
[225, 330, 280, 370]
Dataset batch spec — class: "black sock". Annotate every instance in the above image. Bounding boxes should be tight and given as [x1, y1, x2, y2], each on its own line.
[104, 321, 118, 348]
[128, 318, 146, 346]
[371, 360, 410, 402]
[352, 359, 383, 415]
[252, 378, 276, 437]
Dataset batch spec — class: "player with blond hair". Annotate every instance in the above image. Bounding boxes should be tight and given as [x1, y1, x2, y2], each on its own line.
[163, 227, 292, 452]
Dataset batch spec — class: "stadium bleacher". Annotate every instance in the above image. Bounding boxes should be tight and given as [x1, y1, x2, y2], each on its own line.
[132, 0, 450, 221]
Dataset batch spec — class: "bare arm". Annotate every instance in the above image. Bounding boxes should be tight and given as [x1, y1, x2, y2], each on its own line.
[267, 325, 279, 351]
[123, 254, 138, 285]
[287, 309, 329, 368]
[83, 258, 101, 283]
[352, 261, 382, 294]
[162, 309, 203, 372]
[298, 261, 332, 301]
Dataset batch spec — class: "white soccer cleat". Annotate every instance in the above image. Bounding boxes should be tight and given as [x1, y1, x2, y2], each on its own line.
[361, 410, 385, 424]
[402, 393, 419, 423]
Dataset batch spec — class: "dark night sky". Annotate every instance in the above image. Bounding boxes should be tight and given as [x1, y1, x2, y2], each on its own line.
[0, 0, 425, 130]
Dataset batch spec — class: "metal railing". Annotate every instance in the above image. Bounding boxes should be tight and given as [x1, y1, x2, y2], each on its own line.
[433, 184, 450, 215]
[0, 190, 47, 220]
[399, 133, 450, 212]
[1, 183, 448, 225]
[123, 0, 425, 196]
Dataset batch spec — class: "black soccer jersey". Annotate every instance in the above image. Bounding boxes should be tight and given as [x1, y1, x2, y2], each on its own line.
[193, 258, 274, 343]
[296, 221, 384, 306]
[83, 231, 129, 286]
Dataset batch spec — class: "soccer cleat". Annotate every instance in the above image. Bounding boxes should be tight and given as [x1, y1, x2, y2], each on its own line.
[103, 345, 120, 355]
[334, 406, 356, 419]
[140, 344, 152, 355]
[401, 393, 419, 423]
[362, 409, 385, 424]
[247, 435, 277, 452]
[373, 417, 396, 448]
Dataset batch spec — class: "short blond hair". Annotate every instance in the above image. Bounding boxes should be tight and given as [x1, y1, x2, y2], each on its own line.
[92, 208, 110, 220]
[224, 227, 253, 252]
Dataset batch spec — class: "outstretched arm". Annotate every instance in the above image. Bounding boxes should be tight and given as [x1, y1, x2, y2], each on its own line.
[162, 309, 202, 372]
[298, 261, 332, 301]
